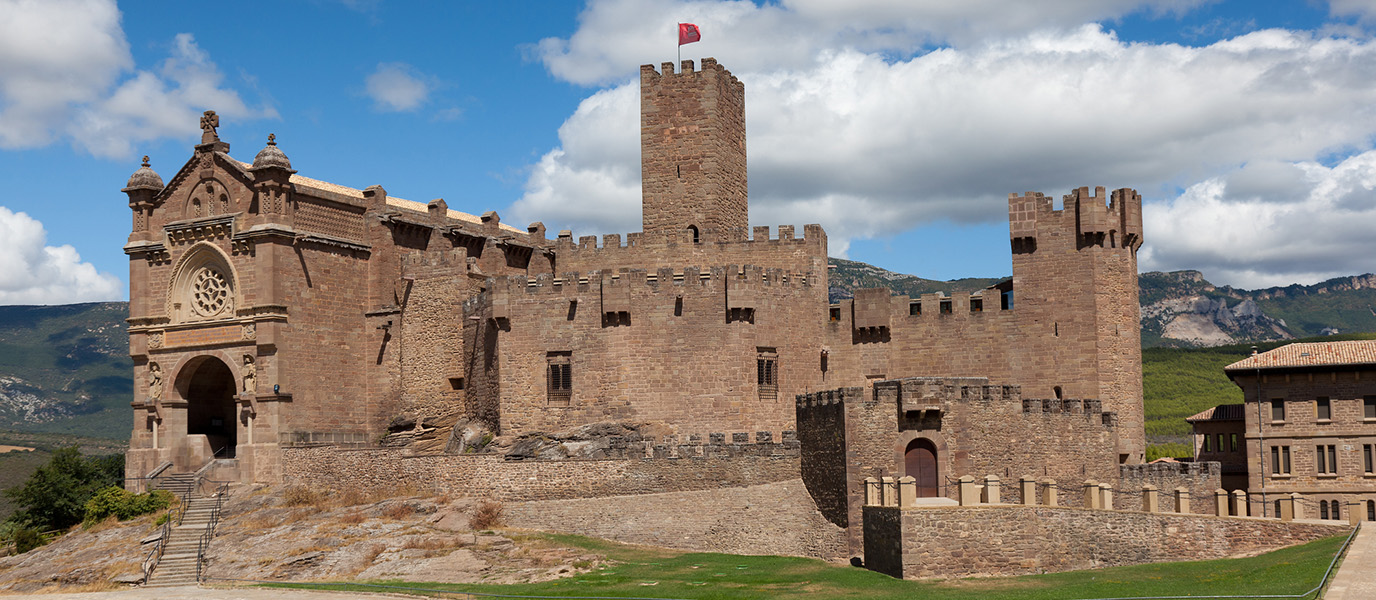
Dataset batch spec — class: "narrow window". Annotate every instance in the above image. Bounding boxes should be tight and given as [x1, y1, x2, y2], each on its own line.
[1271, 399, 1286, 422]
[688, 224, 700, 243]
[1321, 501, 1330, 520]
[1216, 433, 1225, 453]
[1275, 500, 1282, 518]
[1329, 445, 1338, 474]
[909, 302, 921, 316]
[1365, 444, 1373, 474]
[1368, 500, 1375, 522]
[1365, 396, 1376, 419]
[1203, 435, 1212, 453]
[1317, 445, 1327, 474]
[1317, 397, 1331, 421]
[969, 297, 983, 313]
[1271, 446, 1280, 473]
[1284, 446, 1291, 474]
[940, 299, 952, 315]
[757, 347, 778, 401]
[546, 351, 572, 407]
[1332, 500, 1340, 520]
[829, 306, 841, 321]
[1001, 289, 1013, 310]
[1230, 433, 1239, 452]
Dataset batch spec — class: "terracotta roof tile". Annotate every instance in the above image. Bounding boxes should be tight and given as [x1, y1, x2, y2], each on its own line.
[1186, 404, 1245, 422]
[1224, 340, 1376, 371]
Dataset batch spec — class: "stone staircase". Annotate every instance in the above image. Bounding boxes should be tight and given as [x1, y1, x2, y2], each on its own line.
[144, 478, 224, 588]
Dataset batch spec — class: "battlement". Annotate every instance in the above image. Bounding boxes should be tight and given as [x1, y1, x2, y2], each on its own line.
[640, 57, 740, 82]
[557, 224, 824, 251]
[400, 248, 470, 279]
[1008, 186, 1143, 252]
[797, 377, 1117, 428]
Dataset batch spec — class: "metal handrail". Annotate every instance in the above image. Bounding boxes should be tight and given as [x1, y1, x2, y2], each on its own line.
[194, 482, 229, 583]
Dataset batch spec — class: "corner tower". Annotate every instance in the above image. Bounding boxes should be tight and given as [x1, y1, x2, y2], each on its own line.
[640, 58, 747, 236]
[1008, 186, 1145, 463]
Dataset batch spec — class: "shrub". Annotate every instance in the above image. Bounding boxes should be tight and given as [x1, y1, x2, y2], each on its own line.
[83, 487, 174, 526]
[468, 500, 504, 530]
[4, 447, 124, 531]
[12, 527, 41, 554]
[283, 486, 324, 507]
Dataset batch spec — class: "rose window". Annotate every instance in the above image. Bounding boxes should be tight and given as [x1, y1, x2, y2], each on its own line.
[191, 267, 231, 317]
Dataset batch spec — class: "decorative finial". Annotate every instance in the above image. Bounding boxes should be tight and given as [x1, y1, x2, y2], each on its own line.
[141, 155, 150, 168]
[267, 133, 276, 145]
[199, 110, 220, 144]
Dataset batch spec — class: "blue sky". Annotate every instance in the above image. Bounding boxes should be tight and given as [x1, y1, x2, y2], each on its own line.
[3, 0, 1376, 304]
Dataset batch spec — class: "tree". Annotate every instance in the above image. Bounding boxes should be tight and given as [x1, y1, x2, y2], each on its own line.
[3, 447, 124, 532]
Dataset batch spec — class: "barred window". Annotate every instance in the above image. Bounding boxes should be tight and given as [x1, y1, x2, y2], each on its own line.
[757, 348, 778, 401]
[547, 352, 572, 407]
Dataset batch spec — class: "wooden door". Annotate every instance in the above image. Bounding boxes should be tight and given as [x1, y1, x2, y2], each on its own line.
[905, 439, 939, 497]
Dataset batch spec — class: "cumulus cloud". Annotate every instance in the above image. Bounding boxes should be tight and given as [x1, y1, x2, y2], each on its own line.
[1329, 0, 1376, 22]
[1142, 151, 1376, 288]
[0, 0, 273, 158]
[364, 62, 433, 112]
[516, 0, 1376, 287]
[533, 0, 1210, 86]
[0, 207, 122, 305]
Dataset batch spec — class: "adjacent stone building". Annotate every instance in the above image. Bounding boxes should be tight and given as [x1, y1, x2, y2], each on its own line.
[1215, 340, 1376, 522]
[1185, 403, 1249, 491]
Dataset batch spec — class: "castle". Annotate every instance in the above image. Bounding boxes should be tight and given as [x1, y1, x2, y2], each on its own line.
[121, 58, 1342, 575]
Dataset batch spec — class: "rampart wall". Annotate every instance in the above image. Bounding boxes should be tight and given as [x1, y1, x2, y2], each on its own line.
[280, 433, 800, 501]
[863, 504, 1347, 579]
[463, 265, 825, 437]
[1117, 462, 1221, 514]
[551, 224, 827, 282]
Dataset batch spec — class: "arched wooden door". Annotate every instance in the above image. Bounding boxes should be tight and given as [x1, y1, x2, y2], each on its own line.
[904, 438, 939, 497]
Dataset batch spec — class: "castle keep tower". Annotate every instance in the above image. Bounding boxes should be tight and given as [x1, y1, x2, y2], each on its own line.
[640, 58, 747, 236]
[1008, 186, 1145, 462]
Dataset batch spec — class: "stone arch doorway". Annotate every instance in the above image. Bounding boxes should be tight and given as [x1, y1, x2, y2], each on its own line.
[181, 356, 237, 458]
[904, 438, 939, 498]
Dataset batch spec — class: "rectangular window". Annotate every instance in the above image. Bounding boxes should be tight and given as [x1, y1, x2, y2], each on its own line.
[1001, 289, 1013, 310]
[1317, 397, 1331, 421]
[1203, 435, 1212, 453]
[1272, 399, 1286, 422]
[1216, 433, 1225, 453]
[546, 351, 572, 407]
[969, 297, 983, 313]
[1230, 433, 1239, 452]
[909, 302, 921, 316]
[1364, 444, 1373, 474]
[1317, 445, 1337, 474]
[757, 348, 778, 401]
[829, 306, 841, 321]
[939, 299, 952, 314]
[1366, 396, 1376, 419]
[1272, 445, 1292, 475]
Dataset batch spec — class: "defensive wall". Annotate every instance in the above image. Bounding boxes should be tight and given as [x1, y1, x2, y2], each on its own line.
[279, 429, 800, 501]
[462, 264, 825, 437]
[551, 225, 827, 283]
[863, 503, 1348, 579]
[795, 377, 1123, 556]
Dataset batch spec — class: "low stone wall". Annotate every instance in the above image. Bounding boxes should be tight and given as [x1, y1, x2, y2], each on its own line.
[279, 445, 800, 501]
[1116, 461, 1220, 514]
[863, 504, 1350, 579]
[506, 479, 848, 560]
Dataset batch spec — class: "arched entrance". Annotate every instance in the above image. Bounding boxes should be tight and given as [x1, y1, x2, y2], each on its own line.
[183, 357, 237, 458]
[904, 438, 939, 497]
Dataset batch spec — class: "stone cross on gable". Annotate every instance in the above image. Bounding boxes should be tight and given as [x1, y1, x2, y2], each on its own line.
[200, 110, 220, 144]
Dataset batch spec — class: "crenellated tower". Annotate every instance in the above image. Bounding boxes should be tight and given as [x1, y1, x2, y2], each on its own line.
[1008, 186, 1145, 462]
[639, 58, 747, 237]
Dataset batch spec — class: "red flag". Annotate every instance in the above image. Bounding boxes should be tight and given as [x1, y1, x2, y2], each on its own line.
[679, 23, 701, 45]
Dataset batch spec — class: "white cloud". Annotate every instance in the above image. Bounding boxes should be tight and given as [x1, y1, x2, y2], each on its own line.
[516, 3, 1376, 287]
[0, 1, 274, 158]
[0, 207, 122, 305]
[365, 62, 433, 112]
[1329, 0, 1376, 22]
[1142, 151, 1376, 288]
[534, 0, 1211, 86]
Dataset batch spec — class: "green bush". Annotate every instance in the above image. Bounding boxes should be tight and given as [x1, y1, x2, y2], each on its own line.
[12, 527, 41, 554]
[1146, 443, 1193, 462]
[83, 487, 173, 526]
[3, 447, 124, 531]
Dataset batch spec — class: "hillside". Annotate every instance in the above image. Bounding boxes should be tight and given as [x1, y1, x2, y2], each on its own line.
[0, 303, 131, 440]
[827, 258, 1004, 303]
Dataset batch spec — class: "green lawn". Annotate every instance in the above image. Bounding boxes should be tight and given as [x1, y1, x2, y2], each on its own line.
[257, 532, 1348, 600]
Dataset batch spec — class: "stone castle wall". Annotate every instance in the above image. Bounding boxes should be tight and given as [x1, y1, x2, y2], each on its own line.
[863, 504, 1346, 579]
[280, 433, 800, 501]
[1117, 462, 1222, 514]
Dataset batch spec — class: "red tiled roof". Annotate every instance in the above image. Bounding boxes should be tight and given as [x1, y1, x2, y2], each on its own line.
[1224, 340, 1376, 371]
[1185, 404, 1245, 422]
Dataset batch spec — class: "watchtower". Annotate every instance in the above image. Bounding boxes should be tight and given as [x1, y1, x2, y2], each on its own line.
[1008, 186, 1145, 462]
[639, 58, 747, 237]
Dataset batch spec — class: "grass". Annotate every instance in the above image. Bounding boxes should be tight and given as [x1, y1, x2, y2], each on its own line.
[256, 532, 1348, 600]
